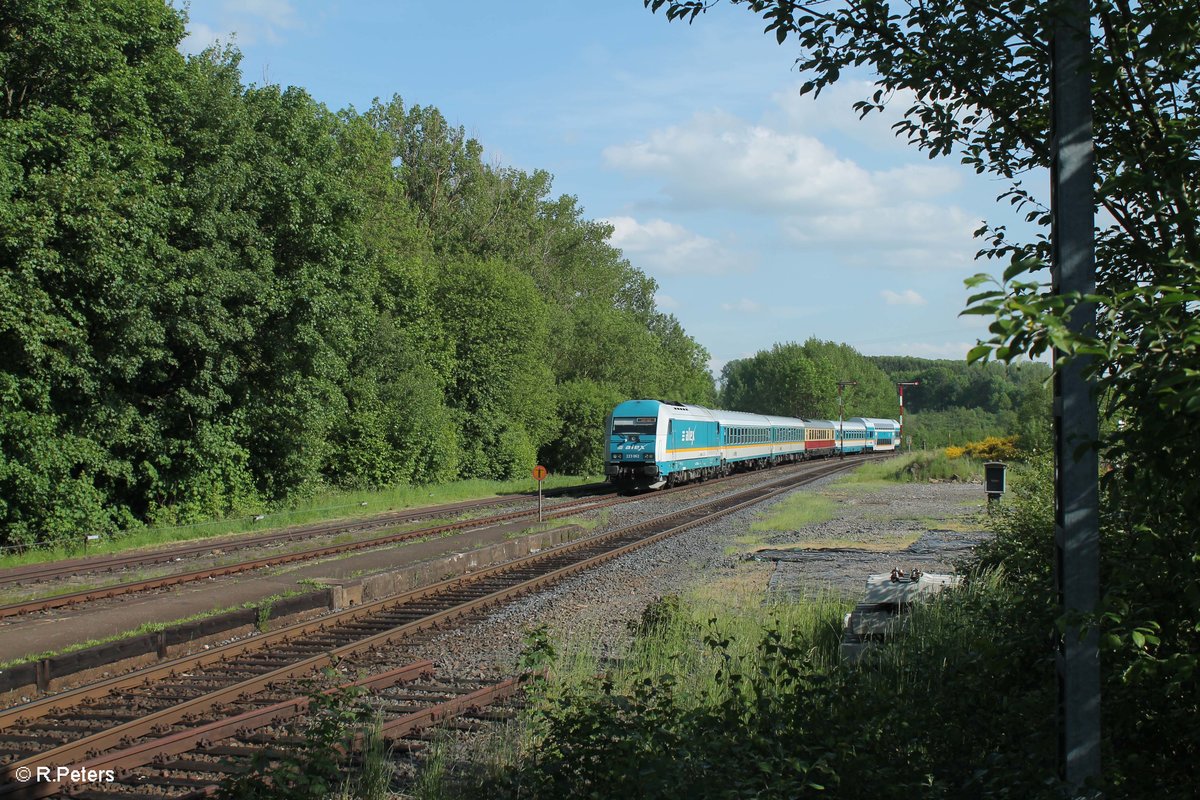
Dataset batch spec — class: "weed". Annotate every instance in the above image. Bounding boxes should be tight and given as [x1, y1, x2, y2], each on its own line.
[750, 493, 836, 533]
[218, 672, 373, 800]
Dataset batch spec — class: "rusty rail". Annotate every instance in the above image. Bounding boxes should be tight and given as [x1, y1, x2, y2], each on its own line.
[0, 491, 622, 619]
[0, 457, 874, 793]
[0, 662, 530, 799]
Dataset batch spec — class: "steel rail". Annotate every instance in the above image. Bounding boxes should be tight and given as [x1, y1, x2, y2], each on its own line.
[0, 452, 843, 618]
[86, 675, 525, 800]
[0, 457, 873, 789]
[0, 457, 870, 730]
[0, 485, 610, 589]
[0, 662, 437, 800]
[0, 491, 625, 619]
[0, 457, 870, 729]
[0, 449, 857, 606]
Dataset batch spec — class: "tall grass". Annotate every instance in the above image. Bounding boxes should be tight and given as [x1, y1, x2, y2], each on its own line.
[472, 567, 1057, 799]
[841, 451, 980, 486]
[610, 592, 850, 707]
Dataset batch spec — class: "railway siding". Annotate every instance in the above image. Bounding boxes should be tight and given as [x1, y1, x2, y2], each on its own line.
[0, 523, 587, 702]
[0, 462, 861, 795]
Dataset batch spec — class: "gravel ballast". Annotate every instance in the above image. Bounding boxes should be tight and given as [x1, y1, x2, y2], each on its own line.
[397, 468, 994, 678]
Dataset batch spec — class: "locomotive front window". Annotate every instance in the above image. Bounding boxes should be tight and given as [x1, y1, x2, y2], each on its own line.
[613, 417, 656, 436]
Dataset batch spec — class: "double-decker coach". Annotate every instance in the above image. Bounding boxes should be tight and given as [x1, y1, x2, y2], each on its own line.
[850, 417, 900, 451]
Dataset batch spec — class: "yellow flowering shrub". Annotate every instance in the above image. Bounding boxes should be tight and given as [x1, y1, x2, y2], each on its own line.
[945, 436, 1019, 461]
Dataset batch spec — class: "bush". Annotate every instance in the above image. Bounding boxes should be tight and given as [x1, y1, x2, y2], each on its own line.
[486, 583, 1060, 800]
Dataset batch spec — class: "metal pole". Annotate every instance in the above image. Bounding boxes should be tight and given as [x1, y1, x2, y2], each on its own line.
[896, 381, 919, 449]
[538, 482, 543, 523]
[1050, 0, 1101, 787]
[837, 380, 857, 459]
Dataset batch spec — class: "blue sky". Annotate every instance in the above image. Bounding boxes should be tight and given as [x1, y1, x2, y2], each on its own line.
[178, 0, 1039, 373]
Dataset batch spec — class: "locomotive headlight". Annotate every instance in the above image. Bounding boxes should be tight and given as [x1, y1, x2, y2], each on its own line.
[643, 453, 655, 460]
[611, 453, 622, 460]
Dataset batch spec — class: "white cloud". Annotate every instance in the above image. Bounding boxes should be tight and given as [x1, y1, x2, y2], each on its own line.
[228, 0, 298, 43]
[881, 289, 928, 306]
[179, 0, 300, 54]
[655, 292, 680, 311]
[604, 111, 878, 213]
[180, 21, 223, 54]
[603, 216, 744, 276]
[604, 103, 979, 271]
[720, 298, 762, 313]
[237, 0, 297, 28]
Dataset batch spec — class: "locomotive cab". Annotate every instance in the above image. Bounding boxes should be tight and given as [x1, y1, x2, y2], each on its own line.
[604, 401, 663, 487]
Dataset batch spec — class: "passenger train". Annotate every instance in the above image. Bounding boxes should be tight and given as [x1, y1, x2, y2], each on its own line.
[604, 399, 900, 489]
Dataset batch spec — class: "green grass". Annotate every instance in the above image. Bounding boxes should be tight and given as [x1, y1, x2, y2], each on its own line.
[0, 474, 601, 572]
[750, 493, 837, 532]
[440, 570, 1039, 798]
[537, 588, 852, 714]
[722, 493, 837, 554]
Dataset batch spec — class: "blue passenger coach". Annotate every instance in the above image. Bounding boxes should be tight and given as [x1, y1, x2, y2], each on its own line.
[836, 419, 870, 455]
[605, 400, 901, 489]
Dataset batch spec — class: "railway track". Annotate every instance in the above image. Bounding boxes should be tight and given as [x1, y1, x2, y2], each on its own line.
[0, 454, 879, 619]
[0, 456, 873, 797]
[0, 489, 623, 619]
[0, 484, 610, 590]
[4, 660, 528, 799]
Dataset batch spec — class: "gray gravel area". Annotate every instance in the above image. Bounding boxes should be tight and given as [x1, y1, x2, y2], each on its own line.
[761, 480, 992, 600]
[391, 468, 994, 680]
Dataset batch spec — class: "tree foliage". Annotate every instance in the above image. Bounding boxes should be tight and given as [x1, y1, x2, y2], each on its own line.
[0, 0, 716, 547]
[647, 0, 1199, 790]
[721, 339, 896, 419]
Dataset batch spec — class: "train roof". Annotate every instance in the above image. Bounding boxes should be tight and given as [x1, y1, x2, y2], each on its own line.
[849, 417, 901, 429]
[612, 400, 822, 429]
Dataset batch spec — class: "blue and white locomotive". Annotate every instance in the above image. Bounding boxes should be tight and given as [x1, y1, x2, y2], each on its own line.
[604, 400, 900, 489]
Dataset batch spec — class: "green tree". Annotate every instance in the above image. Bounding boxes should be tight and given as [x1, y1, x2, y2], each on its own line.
[1, 0, 191, 539]
[799, 338, 894, 418]
[648, 0, 1200, 790]
[436, 257, 556, 479]
[721, 342, 837, 418]
[542, 380, 625, 476]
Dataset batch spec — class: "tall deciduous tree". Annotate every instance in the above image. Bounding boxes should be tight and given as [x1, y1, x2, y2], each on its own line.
[0, 1, 717, 547]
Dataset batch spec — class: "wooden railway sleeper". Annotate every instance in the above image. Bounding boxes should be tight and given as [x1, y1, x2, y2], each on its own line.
[290, 635, 349, 646]
[0, 731, 69, 745]
[333, 621, 399, 633]
[228, 656, 300, 669]
[135, 774, 215, 788]
[206, 662, 286, 676]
